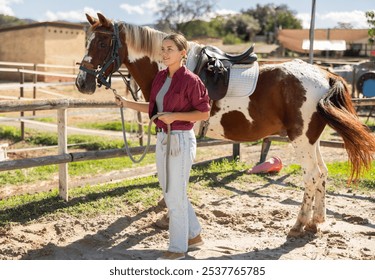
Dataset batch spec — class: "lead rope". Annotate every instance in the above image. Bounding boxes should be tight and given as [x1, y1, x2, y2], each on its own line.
[113, 89, 171, 193]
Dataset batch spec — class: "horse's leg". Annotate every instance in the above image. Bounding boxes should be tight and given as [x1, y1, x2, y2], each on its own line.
[305, 143, 328, 233]
[288, 138, 321, 237]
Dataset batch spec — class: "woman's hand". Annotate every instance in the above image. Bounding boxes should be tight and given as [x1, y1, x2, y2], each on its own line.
[114, 95, 126, 107]
[157, 112, 176, 125]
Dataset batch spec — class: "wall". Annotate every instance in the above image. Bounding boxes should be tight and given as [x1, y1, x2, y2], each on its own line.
[0, 22, 86, 82]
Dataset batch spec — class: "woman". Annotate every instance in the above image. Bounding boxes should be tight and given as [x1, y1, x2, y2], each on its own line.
[115, 33, 211, 260]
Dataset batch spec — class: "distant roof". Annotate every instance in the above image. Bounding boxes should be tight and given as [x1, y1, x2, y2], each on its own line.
[278, 29, 369, 53]
[0, 21, 85, 33]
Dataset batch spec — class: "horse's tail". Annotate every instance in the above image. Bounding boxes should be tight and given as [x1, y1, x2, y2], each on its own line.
[317, 76, 375, 182]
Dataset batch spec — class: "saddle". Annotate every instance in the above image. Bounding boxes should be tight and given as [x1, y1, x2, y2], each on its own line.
[194, 44, 258, 100]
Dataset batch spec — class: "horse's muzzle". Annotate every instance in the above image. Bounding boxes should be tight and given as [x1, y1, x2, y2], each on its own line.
[75, 74, 96, 94]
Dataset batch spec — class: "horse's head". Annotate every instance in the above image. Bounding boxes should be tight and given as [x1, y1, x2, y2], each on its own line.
[76, 13, 125, 94]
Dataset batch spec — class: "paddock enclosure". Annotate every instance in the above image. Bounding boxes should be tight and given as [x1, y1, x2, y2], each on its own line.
[0, 25, 374, 260]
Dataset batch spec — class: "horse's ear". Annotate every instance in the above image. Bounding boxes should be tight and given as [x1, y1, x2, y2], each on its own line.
[86, 14, 97, 26]
[97, 13, 111, 28]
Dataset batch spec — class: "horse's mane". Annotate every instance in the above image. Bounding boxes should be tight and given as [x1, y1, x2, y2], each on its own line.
[119, 22, 167, 62]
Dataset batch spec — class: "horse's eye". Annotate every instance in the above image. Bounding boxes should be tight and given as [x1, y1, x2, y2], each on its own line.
[99, 42, 107, 48]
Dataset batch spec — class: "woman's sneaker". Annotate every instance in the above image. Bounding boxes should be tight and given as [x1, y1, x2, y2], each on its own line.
[157, 251, 185, 260]
[188, 234, 204, 249]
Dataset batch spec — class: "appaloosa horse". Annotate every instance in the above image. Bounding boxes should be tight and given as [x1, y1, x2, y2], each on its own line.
[76, 13, 375, 237]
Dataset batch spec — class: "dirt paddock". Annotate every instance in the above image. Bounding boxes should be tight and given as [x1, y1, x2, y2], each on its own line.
[0, 142, 374, 260]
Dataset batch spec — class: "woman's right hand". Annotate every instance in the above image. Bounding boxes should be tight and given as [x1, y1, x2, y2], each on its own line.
[114, 95, 126, 107]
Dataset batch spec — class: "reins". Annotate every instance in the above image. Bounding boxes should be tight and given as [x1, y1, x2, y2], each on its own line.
[113, 89, 171, 193]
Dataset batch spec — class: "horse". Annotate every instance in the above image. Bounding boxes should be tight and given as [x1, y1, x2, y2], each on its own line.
[75, 13, 375, 238]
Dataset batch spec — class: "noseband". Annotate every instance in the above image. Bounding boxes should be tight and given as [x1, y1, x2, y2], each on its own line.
[79, 22, 122, 89]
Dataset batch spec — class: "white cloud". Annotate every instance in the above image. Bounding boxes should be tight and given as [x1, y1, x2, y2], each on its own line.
[215, 9, 238, 16]
[120, 0, 160, 16]
[296, 13, 311, 29]
[320, 10, 368, 28]
[0, 0, 22, 16]
[297, 10, 368, 29]
[120, 4, 144, 15]
[44, 7, 101, 22]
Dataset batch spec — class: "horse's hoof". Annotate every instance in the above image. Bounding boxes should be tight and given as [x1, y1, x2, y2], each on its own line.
[305, 223, 318, 234]
[287, 228, 305, 238]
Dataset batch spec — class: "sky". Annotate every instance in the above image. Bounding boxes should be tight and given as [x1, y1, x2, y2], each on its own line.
[0, 0, 374, 29]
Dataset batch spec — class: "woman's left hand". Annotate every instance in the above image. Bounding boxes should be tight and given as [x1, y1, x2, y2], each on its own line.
[158, 112, 176, 125]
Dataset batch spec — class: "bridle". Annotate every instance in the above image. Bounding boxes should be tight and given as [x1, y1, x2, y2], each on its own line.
[78, 22, 123, 90]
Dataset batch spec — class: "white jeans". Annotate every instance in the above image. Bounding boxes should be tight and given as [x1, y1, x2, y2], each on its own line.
[156, 129, 201, 253]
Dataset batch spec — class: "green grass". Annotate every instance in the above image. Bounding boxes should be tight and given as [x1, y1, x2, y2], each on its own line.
[34, 117, 56, 123]
[0, 126, 22, 142]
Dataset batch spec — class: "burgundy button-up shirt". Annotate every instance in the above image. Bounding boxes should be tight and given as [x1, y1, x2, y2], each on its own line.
[148, 66, 211, 131]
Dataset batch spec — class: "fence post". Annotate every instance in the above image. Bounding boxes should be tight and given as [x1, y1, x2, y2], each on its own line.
[19, 69, 25, 140]
[137, 111, 143, 146]
[57, 108, 69, 201]
[33, 64, 37, 115]
[232, 143, 240, 161]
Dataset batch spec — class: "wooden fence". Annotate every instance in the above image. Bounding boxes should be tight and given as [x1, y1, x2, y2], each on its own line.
[0, 98, 237, 201]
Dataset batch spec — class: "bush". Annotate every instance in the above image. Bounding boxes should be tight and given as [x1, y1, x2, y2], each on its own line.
[222, 34, 243, 45]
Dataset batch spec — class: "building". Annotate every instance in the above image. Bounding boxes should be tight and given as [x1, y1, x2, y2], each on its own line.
[0, 21, 86, 82]
[277, 29, 372, 57]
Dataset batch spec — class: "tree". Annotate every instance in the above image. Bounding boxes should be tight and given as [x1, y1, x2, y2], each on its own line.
[178, 19, 223, 39]
[0, 14, 28, 28]
[366, 11, 375, 44]
[224, 14, 260, 42]
[156, 0, 217, 32]
[335, 22, 354, 29]
[242, 4, 302, 36]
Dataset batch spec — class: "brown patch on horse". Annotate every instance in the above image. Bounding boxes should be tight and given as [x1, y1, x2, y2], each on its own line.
[210, 101, 221, 117]
[279, 71, 307, 141]
[251, 67, 306, 141]
[306, 112, 326, 144]
[220, 110, 252, 141]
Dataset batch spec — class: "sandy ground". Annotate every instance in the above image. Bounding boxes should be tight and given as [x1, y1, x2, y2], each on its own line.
[0, 143, 374, 260]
